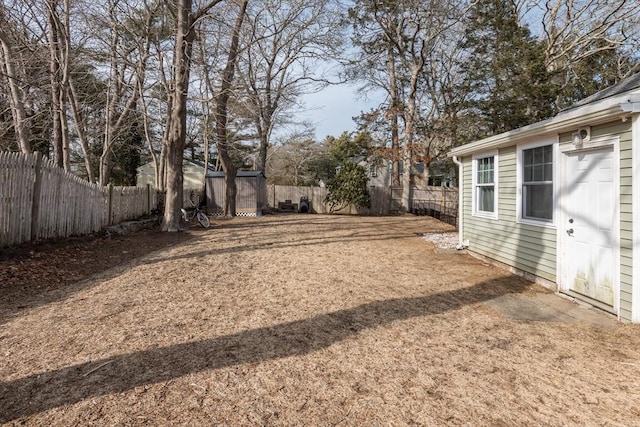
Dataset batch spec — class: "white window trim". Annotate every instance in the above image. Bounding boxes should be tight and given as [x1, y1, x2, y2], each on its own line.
[516, 137, 558, 228]
[472, 150, 499, 220]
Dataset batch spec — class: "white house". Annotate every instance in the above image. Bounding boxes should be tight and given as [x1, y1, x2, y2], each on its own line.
[137, 159, 214, 189]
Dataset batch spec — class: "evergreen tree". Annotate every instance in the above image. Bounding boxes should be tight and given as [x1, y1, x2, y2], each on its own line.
[110, 121, 144, 186]
[557, 43, 638, 108]
[324, 162, 371, 212]
[460, 0, 557, 138]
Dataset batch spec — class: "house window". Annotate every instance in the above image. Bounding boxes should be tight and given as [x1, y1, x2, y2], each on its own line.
[369, 164, 377, 177]
[472, 152, 498, 218]
[522, 144, 553, 221]
[428, 176, 443, 186]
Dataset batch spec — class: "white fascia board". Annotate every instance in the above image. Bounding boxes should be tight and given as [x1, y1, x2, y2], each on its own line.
[449, 91, 640, 158]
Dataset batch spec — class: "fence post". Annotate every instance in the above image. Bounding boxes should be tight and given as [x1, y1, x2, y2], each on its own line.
[30, 152, 42, 242]
[272, 184, 276, 210]
[146, 183, 151, 214]
[108, 183, 114, 225]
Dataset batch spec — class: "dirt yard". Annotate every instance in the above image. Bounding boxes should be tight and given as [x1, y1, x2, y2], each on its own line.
[1, 214, 640, 426]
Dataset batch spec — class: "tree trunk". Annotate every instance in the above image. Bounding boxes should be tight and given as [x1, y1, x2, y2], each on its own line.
[256, 124, 269, 173]
[158, 94, 173, 191]
[216, 0, 248, 217]
[68, 81, 96, 182]
[161, 0, 194, 231]
[387, 45, 400, 187]
[0, 31, 32, 154]
[401, 57, 425, 212]
[99, 3, 118, 185]
[159, 0, 225, 230]
[47, 0, 64, 167]
[57, 9, 71, 173]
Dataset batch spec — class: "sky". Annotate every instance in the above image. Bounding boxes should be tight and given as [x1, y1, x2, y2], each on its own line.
[299, 83, 384, 141]
[294, 3, 547, 142]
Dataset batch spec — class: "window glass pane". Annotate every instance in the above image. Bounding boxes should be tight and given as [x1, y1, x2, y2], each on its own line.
[524, 149, 533, 165]
[533, 147, 543, 164]
[477, 156, 494, 184]
[533, 165, 542, 181]
[478, 186, 494, 213]
[524, 183, 552, 220]
[524, 165, 533, 182]
[523, 145, 553, 183]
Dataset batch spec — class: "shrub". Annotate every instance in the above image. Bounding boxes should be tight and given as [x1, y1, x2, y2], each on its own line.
[324, 162, 371, 212]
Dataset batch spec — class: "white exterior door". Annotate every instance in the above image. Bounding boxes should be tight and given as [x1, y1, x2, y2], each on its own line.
[560, 146, 618, 311]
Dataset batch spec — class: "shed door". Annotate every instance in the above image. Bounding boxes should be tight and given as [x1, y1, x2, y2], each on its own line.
[560, 146, 618, 311]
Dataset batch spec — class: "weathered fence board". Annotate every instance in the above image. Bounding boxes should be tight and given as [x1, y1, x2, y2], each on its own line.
[1, 152, 158, 247]
[411, 187, 459, 226]
[268, 185, 329, 214]
[268, 184, 458, 219]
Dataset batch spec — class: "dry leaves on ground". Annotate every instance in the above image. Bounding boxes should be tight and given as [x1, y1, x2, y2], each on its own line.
[1, 214, 640, 426]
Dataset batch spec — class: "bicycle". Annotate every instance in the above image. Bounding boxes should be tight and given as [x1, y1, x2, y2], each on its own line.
[181, 200, 210, 228]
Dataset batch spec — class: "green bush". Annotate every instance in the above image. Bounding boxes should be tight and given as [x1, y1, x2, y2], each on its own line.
[324, 162, 371, 212]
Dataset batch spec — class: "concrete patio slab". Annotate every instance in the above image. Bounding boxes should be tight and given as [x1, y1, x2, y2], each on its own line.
[485, 292, 620, 328]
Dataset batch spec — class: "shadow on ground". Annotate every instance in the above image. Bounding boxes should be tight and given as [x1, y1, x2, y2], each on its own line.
[0, 229, 198, 325]
[0, 276, 529, 422]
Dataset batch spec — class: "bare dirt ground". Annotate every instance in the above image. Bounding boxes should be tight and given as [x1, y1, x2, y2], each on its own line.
[1, 214, 640, 426]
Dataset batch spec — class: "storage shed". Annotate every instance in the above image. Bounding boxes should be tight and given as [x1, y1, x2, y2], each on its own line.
[205, 171, 267, 216]
[450, 73, 640, 323]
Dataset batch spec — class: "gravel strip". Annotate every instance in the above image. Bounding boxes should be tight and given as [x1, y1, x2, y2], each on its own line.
[421, 231, 460, 249]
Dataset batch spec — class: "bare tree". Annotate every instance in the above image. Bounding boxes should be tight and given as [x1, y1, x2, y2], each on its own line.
[350, 0, 465, 211]
[539, 0, 640, 99]
[239, 0, 344, 174]
[266, 135, 321, 185]
[0, 9, 33, 154]
[97, 0, 150, 185]
[46, 0, 66, 168]
[215, 0, 249, 217]
[161, 0, 225, 231]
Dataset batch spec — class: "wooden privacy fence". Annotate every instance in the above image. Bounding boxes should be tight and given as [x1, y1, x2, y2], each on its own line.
[411, 187, 459, 226]
[268, 185, 329, 214]
[0, 152, 158, 247]
[268, 184, 458, 219]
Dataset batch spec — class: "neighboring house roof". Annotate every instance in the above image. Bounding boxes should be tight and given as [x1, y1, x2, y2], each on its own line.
[450, 73, 640, 157]
[189, 159, 218, 173]
[207, 170, 265, 178]
[138, 159, 216, 172]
